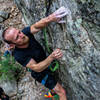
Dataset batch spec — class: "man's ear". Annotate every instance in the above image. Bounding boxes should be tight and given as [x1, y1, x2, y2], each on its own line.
[9, 44, 15, 49]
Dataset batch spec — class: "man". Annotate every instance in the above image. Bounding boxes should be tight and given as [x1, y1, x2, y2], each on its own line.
[2, 7, 68, 100]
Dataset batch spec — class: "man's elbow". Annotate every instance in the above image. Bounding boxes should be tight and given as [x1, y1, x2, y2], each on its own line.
[30, 64, 43, 72]
[30, 25, 40, 34]
[34, 68, 42, 72]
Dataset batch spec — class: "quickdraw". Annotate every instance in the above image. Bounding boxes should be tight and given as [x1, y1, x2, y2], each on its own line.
[43, 28, 59, 72]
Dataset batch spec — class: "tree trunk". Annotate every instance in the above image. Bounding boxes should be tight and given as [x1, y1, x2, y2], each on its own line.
[14, 0, 100, 100]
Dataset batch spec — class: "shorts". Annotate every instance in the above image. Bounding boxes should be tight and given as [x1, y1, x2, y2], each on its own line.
[31, 68, 57, 89]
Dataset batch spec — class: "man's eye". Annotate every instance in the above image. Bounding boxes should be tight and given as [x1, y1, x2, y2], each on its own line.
[16, 35, 19, 40]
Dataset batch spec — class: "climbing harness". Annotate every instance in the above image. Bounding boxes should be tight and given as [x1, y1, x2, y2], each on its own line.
[41, 74, 48, 85]
[43, 28, 59, 72]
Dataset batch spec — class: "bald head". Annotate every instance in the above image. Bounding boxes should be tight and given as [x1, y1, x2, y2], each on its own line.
[2, 27, 29, 47]
[2, 27, 14, 44]
[4, 28, 17, 43]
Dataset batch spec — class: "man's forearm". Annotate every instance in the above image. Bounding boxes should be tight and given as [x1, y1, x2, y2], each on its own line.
[30, 7, 68, 34]
[27, 49, 62, 72]
[31, 15, 53, 34]
[33, 16, 52, 28]
[31, 55, 54, 72]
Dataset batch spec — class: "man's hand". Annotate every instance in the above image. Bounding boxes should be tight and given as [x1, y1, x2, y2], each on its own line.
[50, 48, 63, 59]
[26, 48, 63, 72]
[30, 6, 68, 34]
[49, 6, 68, 23]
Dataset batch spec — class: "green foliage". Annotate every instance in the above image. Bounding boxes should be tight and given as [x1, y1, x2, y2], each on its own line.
[0, 55, 23, 81]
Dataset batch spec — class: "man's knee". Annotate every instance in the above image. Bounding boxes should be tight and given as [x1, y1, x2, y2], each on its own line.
[59, 85, 66, 96]
[61, 87, 66, 96]
[53, 83, 66, 96]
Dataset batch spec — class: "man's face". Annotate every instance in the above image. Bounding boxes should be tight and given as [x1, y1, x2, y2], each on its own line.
[5, 28, 29, 46]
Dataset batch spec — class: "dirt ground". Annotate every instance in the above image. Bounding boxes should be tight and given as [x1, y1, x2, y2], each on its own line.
[0, 0, 25, 53]
[0, 0, 25, 29]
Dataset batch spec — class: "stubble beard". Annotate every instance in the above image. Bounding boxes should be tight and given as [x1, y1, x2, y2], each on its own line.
[16, 36, 29, 47]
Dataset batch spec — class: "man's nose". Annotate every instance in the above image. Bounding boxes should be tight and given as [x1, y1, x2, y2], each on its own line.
[19, 32, 23, 38]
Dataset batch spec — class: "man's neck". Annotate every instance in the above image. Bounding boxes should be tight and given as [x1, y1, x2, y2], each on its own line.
[16, 43, 29, 49]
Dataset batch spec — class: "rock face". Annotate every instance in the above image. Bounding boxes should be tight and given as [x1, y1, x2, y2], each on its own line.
[0, 72, 47, 100]
[0, 79, 17, 99]
[14, 0, 100, 100]
[0, 11, 9, 22]
[0, 25, 4, 41]
[17, 72, 47, 100]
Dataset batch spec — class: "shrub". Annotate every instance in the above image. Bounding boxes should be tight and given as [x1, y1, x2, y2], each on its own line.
[0, 55, 23, 81]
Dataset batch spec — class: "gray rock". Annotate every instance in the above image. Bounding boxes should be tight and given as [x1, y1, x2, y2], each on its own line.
[97, 13, 100, 21]
[0, 11, 9, 22]
[94, 0, 100, 11]
[14, 0, 100, 100]
[0, 24, 4, 41]
[0, 17, 4, 22]
[17, 72, 47, 100]
[0, 80, 17, 97]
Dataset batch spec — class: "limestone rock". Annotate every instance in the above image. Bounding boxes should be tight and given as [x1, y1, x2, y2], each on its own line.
[0, 11, 9, 22]
[17, 72, 47, 100]
[14, 0, 100, 100]
[0, 17, 4, 23]
[0, 24, 4, 42]
[97, 13, 100, 21]
[0, 80, 17, 97]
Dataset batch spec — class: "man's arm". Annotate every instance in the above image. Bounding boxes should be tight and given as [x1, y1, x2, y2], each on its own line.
[30, 14, 57, 34]
[30, 6, 68, 34]
[26, 49, 62, 72]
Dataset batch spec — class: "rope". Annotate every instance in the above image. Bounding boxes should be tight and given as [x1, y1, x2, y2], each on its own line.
[43, 28, 59, 72]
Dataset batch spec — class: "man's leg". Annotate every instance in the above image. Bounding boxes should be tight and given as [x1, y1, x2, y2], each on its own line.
[53, 82, 67, 100]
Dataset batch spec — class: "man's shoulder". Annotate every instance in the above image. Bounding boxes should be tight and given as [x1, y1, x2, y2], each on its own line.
[22, 26, 34, 39]
[13, 48, 31, 66]
[21, 26, 30, 35]
[13, 48, 25, 59]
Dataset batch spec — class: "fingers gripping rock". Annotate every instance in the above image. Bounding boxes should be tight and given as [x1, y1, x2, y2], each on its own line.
[53, 6, 69, 23]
